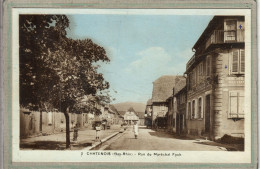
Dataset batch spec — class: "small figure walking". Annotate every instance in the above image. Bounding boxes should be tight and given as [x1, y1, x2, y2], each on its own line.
[73, 123, 79, 141]
[133, 121, 139, 139]
[95, 123, 101, 140]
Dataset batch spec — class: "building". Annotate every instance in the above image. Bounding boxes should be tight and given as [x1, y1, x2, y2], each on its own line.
[109, 105, 122, 125]
[136, 112, 145, 126]
[144, 99, 153, 128]
[174, 78, 187, 135]
[123, 107, 139, 125]
[166, 93, 174, 133]
[151, 75, 181, 129]
[185, 16, 245, 140]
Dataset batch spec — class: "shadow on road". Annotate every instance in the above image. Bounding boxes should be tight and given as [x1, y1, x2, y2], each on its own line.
[138, 126, 150, 129]
[20, 141, 93, 150]
[148, 131, 194, 140]
[193, 141, 244, 151]
[20, 141, 66, 150]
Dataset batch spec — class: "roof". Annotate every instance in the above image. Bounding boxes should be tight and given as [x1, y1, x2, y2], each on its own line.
[146, 99, 152, 106]
[152, 75, 181, 103]
[127, 107, 136, 113]
[174, 77, 186, 95]
[109, 105, 118, 114]
[193, 16, 244, 50]
[118, 111, 125, 116]
[136, 112, 145, 119]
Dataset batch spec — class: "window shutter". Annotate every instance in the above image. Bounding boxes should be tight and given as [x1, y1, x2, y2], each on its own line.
[230, 92, 238, 118]
[232, 51, 239, 73]
[238, 92, 244, 118]
[240, 50, 245, 73]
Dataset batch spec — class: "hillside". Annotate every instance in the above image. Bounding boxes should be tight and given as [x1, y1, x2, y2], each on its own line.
[112, 102, 146, 113]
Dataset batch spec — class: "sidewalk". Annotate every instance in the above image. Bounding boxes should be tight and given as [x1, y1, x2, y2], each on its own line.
[20, 125, 122, 150]
[160, 130, 244, 151]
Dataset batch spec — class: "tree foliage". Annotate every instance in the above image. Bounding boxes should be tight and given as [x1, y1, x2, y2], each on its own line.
[20, 15, 110, 112]
[19, 15, 111, 148]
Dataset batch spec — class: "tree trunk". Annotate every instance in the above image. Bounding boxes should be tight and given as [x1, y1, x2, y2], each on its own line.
[64, 111, 70, 149]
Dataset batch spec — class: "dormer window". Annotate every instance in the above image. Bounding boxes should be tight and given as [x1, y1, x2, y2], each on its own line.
[225, 20, 237, 42]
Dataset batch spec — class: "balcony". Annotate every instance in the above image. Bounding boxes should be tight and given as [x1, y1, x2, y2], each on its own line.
[205, 29, 245, 49]
[186, 54, 195, 71]
[186, 29, 245, 72]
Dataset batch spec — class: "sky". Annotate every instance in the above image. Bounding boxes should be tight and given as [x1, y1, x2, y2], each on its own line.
[66, 14, 213, 104]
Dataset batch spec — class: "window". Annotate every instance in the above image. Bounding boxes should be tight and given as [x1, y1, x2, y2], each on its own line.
[191, 100, 196, 119]
[187, 102, 191, 120]
[203, 60, 206, 75]
[229, 91, 244, 118]
[198, 97, 204, 119]
[206, 56, 211, 76]
[225, 20, 237, 41]
[198, 63, 203, 82]
[231, 49, 245, 74]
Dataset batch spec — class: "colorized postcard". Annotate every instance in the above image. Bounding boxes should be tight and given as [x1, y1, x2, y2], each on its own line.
[2, 0, 258, 168]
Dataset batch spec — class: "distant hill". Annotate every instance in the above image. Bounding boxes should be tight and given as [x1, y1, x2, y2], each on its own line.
[112, 102, 146, 113]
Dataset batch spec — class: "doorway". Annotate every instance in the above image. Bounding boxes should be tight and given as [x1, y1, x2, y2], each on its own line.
[205, 94, 211, 133]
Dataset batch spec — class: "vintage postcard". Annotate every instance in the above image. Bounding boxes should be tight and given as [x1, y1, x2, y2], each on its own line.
[2, 0, 257, 168]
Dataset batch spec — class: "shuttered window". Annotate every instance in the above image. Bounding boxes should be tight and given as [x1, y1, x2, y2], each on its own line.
[231, 49, 245, 74]
[232, 50, 239, 73]
[229, 91, 244, 118]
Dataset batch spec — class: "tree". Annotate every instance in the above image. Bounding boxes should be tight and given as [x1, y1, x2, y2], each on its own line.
[47, 38, 110, 148]
[20, 15, 70, 133]
[19, 15, 110, 148]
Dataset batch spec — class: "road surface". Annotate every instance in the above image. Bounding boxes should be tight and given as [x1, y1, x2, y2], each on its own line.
[100, 126, 226, 151]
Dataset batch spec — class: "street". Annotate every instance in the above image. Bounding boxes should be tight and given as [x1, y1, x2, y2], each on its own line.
[101, 126, 237, 151]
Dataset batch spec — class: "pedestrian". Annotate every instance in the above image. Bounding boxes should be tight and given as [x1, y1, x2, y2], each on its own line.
[95, 123, 101, 140]
[133, 121, 139, 139]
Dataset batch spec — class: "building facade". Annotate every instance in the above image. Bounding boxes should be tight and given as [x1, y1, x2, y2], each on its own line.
[151, 75, 182, 129]
[144, 99, 153, 128]
[185, 16, 245, 140]
[166, 96, 174, 133]
[174, 79, 187, 135]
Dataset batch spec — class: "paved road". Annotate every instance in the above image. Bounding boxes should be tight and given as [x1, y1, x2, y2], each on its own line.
[104, 127, 225, 151]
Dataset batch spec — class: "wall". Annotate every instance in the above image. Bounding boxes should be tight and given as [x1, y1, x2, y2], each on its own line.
[20, 109, 91, 138]
[214, 49, 244, 138]
[152, 102, 168, 127]
[139, 118, 145, 126]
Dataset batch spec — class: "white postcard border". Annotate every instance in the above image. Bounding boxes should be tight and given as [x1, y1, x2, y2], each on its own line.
[12, 8, 252, 163]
